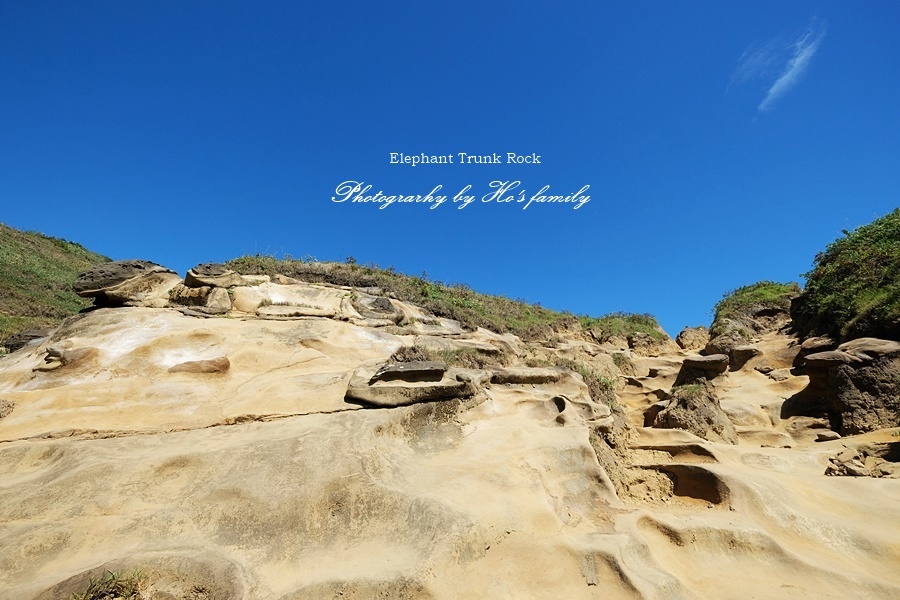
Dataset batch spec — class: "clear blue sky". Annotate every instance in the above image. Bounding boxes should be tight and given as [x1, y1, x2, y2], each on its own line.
[2, 1, 898, 335]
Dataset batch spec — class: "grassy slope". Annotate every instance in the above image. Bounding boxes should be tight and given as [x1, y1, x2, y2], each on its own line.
[792, 208, 900, 341]
[0, 222, 110, 344]
[226, 255, 666, 342]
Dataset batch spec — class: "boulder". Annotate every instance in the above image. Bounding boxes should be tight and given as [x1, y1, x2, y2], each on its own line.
[674, 354, 729, 386]
[627, 332, 679, 357]
[346, 363, 480, 407]
[74, 260, 181, 308]
[168, 357, 230, 374]
[675, 326, 710, 351]
[652, 383, 738, 445]
[184, 263, 245, 289]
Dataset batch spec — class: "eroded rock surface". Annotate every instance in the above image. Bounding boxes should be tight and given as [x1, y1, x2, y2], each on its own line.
[0, 267, 898, 599]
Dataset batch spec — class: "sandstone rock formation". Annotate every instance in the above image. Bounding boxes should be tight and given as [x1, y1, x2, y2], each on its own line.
[0, 264, 898, 599]
[651, 382, 739, 445]
[73, 259, 181, 308]
[675, 325, 709, 351]
[800, 338, 900, 434]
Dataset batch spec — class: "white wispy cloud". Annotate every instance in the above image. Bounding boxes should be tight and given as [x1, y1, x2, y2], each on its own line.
[730, 21, 826, 112]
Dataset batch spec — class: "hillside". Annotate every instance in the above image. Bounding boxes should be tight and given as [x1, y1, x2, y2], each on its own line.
[0, 223, 110, 347]
[792, 208, 900, 341]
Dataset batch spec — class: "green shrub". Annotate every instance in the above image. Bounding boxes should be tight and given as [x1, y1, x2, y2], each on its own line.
[792, 208, 900, 341]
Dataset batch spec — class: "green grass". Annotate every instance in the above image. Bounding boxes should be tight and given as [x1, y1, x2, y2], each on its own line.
[792, 208, 900, 341]
[226, 255, 666, 342]
[670, 383, 705, 400]
[0, 223, 110, 345]
[710, 281, 800, 337]
[71, 570, 149, 600]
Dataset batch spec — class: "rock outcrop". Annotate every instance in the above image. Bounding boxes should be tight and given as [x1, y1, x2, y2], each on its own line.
[801, 338, 900, 434]
[1, 261, 899, 599]
[651, 382, 739, 444]
[675, 326, 709, 351]
[673, 354, 729, 386]
[73, 259, 181, 308]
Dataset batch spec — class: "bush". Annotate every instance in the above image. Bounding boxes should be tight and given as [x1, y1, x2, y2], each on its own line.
[792, 209, 900, 341]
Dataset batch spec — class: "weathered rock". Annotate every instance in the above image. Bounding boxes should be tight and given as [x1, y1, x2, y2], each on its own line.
[652, 382, 739, 445]
[34, 345, 99, 372]
[257, 304, 335, 318]
[794, 338, 900, 434]
[205, 288, 232, 313]
[370, 361, 447, 383]
[802, 337, 836, 351]
[627, 332, 679, 357]
[643, 399, 670, 427]
[793, 336, 837, 368]
[168, 283, 212, 307]
[168, 357, 230, 374]
[721, 401, 771, 427]
[231, 287, 265, 313]
[730, 345, 761, 370]
[674, 354, 729, 386]
[704, 324, 750, 357]
[184, 263, 245, 289]
[74, 260, 181, 308]
[816, 431, 842, 442]
[675, 326, 710, 351]
[766, 368, 791, 382]
[1, 328, 54, 353]
[0, 399, 12, 420]
[825, 442, 900, 478]
[804, 351, 863, 368]
[352, 295, 403, 324]
[490, 367, 561, 385]
[346, 363, 479, 407]
[838, 338, 900, 359]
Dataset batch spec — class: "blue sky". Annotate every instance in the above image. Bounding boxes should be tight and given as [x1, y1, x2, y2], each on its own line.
[1, 1, 898, 335]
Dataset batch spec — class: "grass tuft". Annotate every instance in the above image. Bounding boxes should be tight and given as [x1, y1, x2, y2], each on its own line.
[71, 570, 149, 600]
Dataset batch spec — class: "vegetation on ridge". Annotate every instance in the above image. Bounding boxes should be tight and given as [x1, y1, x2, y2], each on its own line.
[792, 208, 900, 341]
[710, 281, 800, 337]
[0, 223, 110, 346]
[226, 254, 667, 342]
